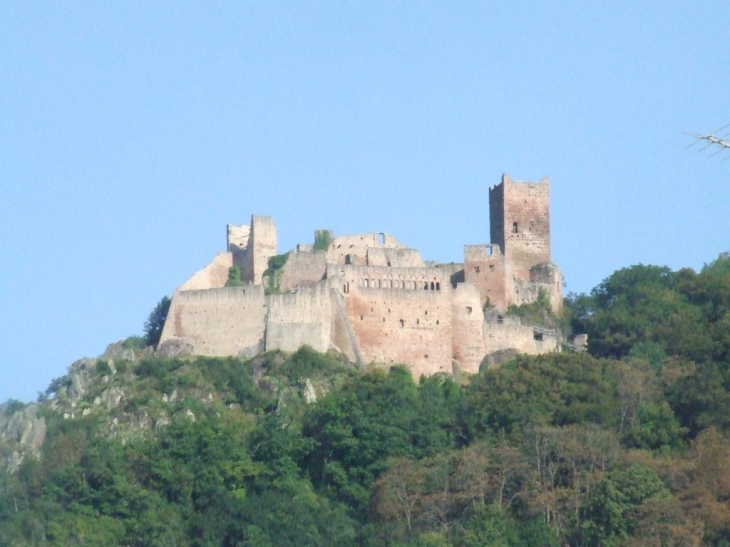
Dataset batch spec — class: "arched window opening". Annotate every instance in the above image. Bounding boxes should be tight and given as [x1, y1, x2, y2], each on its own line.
[430, 282, 435, 290]
[378, 233, 385, 246]
[436, 282, 440, 290]
[486, 245, 493, 256]
[345, 254, 351, 265]
[512, 222, 519, 234]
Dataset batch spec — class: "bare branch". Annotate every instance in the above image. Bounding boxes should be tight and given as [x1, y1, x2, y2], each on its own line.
[687, 126, 730, 160]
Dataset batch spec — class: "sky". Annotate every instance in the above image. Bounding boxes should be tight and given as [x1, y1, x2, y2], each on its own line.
[1, 1, 729, 403]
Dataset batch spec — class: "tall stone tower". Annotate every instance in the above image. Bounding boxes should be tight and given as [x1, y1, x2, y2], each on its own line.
[489, 173, 551, 279]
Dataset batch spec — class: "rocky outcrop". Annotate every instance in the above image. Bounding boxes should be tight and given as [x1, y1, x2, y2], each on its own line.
[0, 402, 46, 473]
[156, 338, 194, 359]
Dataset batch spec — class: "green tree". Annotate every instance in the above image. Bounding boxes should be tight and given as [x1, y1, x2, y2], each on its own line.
[144, 296, 171, 347]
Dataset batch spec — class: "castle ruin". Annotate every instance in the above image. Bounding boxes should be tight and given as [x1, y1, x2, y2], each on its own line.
[159, 174, 564, 375]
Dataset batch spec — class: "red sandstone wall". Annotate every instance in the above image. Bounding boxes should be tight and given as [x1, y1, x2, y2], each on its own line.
[463, 245, 511, 310]
[450, 284, 486, 373]
[344, 280, 453, 377]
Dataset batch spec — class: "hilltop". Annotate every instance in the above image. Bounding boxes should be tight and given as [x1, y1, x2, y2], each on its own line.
[2, 255, 730, 546]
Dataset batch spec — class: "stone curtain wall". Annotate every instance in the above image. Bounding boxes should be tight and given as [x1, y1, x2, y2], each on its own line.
[344, 276, 453, 377]
[159, 286, 267, 356]
[265, 283, 333, 353]
[483, 319, 560, 356]
[450, 283, 487, 373]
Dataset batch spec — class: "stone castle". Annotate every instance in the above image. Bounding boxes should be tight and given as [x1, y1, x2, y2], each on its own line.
[159, 174, 564, 376]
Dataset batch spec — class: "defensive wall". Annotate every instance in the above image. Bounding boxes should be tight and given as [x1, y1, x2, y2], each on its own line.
[159, 173, 565, 378]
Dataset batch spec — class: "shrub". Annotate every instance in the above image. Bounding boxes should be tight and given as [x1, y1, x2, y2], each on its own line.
[226, 265, 244, 287]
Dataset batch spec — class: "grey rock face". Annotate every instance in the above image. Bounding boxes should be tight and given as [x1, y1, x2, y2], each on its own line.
[479, 348, 519, 371]
[0, 404, 46, 449]
[156, 338, 194, 359]
[304, 379, 317, 403]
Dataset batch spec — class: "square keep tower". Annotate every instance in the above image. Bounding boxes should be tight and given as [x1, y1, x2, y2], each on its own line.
[489, 173, 551, 279]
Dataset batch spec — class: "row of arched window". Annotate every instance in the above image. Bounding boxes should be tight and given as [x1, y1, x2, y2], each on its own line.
[358, 277, 441, 291]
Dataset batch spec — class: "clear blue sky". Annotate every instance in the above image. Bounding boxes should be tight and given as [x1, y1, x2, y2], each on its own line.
[2, 2, 729, 402]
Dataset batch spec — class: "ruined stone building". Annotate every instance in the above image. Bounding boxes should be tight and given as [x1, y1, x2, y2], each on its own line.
[159, 174, 564, 376]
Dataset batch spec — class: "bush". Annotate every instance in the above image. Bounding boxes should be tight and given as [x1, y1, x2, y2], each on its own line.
[226, 265, 244, 287]
[95, 360, 112, 376]
[313, 230, 332, 251]
[263, 253, 290, 295]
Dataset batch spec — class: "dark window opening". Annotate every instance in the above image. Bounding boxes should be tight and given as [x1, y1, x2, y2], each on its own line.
[360, 315, 363, 320]
[400, 319, 405, 327]
[474, 266, 480, 273]
[512, 222, 519, 234]
[345, 254, 351, 265]
[489, 265, 495, 271]
[417, 319, 420, 325]
[533, 331, 543, 341]
[430, 282, 435, 290]
[466, 306, 473, 314]
[436, 320, 440, 325]
[387, 260, 391, 267]
[497, 315, 504, 324]
[435, 282, 440, 290]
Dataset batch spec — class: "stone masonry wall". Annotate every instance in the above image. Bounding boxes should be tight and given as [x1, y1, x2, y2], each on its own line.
[483, 319, 560, 356]
[178, 253, 233, 292]
[490, 174, 551, 280]
[463, 244, 512, 310]
[366, 247, 425, 268]
[241, 215, 277, 284]
[329, 232, 406, 265]
[343, 266, 453, 377]
[227, 224, 250, 252]
[265, 282, 332, 353]
[160, 286, 267, 357]
[278, 250, 327, 292]
[450, 283, 487, 373]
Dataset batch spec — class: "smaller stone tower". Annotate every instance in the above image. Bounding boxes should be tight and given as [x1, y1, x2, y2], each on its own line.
[489, 174, 551, 279]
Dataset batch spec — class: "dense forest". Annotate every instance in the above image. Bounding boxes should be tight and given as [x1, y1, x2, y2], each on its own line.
[3, 256, 730, 546]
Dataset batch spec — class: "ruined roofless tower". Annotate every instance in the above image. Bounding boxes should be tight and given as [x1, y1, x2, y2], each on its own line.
[489, 173, 551, 279]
